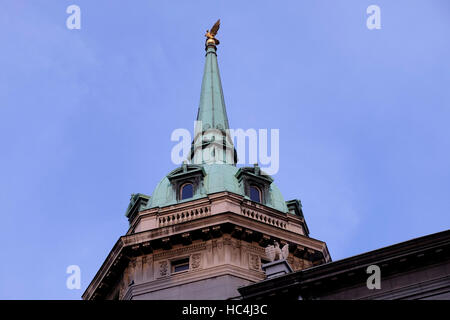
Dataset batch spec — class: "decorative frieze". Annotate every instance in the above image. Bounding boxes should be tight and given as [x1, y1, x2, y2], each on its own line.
[242, 243, 266, 256]
[153, 243, 207, 260]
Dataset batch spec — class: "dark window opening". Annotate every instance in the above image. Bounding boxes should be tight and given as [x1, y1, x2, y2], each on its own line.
[250, 186, 261, 203]
[172, 257, 190, 273]
[181, 183, 194, 200]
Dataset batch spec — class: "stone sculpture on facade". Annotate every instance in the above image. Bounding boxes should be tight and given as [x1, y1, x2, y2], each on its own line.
[265, 241, 289, 262]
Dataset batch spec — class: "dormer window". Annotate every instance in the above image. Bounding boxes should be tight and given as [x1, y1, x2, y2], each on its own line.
[167, 164, 206, 202]
[181, 183, 194, 200]
[235, 164, 274, 206]
[249, 185, 261, 203]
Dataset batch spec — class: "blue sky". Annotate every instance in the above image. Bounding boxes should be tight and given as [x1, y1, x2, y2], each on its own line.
[0, 0, 449, 299]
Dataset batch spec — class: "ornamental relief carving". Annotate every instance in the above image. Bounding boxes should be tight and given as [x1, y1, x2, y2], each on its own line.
[158, 260, 168, 277]
[212, 239, 224, 250]
[248, 253, 261, 271]
[230, 238, 241, 249]
[191, 253, 202, 269]
[223, 237, 233, 246]
[292, 258, 305, 271]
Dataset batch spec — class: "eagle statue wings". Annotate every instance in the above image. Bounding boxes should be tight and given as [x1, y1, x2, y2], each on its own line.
[205, 19, 220, 45]
[265, 241, 290, 262]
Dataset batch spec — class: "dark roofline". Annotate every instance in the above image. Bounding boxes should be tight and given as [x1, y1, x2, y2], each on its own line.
[238, 229, 450, 299]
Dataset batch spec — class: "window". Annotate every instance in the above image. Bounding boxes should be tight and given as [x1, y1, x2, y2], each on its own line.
[167, 164, 205, 203]
[171, 257, 190, 273]
[249, 186, 261, 203]
[180, 183, 194, 200]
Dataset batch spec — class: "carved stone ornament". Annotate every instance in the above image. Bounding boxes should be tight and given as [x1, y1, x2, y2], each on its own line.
[191, 253, 202, 269]
[159, 261, 168, 277]
[249, 253, 261, 271]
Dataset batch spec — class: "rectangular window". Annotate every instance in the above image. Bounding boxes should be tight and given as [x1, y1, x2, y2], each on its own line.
[171, 257, 190, 273]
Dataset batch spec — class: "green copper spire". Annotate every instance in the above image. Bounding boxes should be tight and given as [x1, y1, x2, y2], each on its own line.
[190, 21, 236, 165]
[196, 44, 230, 131]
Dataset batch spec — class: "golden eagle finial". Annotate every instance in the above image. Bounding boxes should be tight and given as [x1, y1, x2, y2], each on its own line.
[205, 19, 220, 46]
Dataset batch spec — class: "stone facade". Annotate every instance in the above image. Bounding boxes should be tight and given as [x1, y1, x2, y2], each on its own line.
[82, 191, 330, 300]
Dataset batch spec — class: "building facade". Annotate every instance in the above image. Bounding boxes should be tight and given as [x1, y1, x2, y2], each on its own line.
[82, 25, 449, 301]
[82, 26, 330, 300]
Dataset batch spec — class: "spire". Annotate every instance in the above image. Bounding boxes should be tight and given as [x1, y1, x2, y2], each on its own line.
[196, 43, 229, 132]
[189, 20, 236, 165]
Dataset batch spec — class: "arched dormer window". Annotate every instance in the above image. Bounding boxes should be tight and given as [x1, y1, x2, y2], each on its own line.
[167, 164, 205, 203]
[235, 165, 273, 206]
[180, 183, 194, 200]
[249, 185, 261, 203]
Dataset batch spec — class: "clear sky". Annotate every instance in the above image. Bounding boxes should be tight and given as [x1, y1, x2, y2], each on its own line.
[0, 0, 449, 299]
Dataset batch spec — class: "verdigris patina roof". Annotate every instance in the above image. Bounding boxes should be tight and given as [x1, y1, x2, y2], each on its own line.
[196, 45, 229, 131]
[140, 27, 289, 214]
[144, 164, 288, 213]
